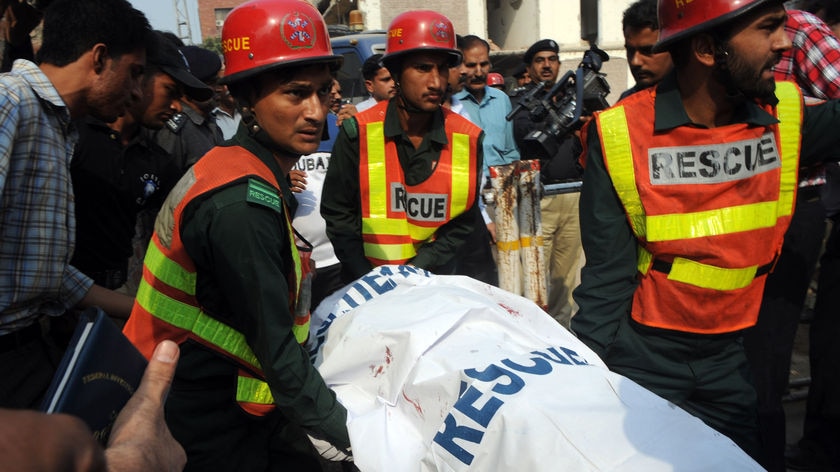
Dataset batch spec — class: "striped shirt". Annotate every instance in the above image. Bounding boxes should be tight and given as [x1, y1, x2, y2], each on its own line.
[0, 60, 92, 335]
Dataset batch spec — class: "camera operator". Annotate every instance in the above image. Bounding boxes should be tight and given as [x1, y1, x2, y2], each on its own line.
[510, 39, 586, 329]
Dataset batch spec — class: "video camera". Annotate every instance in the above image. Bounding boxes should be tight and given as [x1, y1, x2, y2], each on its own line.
[506, 43, 611, 160]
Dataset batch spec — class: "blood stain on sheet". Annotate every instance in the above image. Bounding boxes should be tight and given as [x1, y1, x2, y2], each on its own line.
[403, 391, 423, 415]
[370, 346, 394, 377]
[499, 303, 521, 317]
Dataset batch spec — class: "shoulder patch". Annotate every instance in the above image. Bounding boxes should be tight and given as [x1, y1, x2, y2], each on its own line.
[341, 116, 359, 140]
[246, 178, 282, 213]
[165, 113, 187, 133]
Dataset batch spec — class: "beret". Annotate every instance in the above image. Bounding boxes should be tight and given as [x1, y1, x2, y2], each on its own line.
[179, 46, 222, 84]
[523, 39, 559, 64]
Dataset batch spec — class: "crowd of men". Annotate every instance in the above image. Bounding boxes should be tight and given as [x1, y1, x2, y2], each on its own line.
[0, 0, 839, 470]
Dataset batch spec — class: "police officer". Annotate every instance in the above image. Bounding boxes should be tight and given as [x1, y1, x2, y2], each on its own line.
[122, 0, 351, 469]
[510, 38, 585, 329]
[572, 0, 840, 462]
[151, 44, 224, 172]
[321, 10, 485, 285]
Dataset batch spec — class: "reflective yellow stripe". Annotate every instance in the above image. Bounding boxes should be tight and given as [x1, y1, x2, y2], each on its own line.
[236, 376, 274, 405]
[363, 218, 435, 243]
[647, 201, 780, 241]
[669, 257, 758, 290]
[144, 241, 197, 296]
[135, 281, 261, 369]
[363, 241, 416, 261]
[599, 107, 647, 237]
[637, 245, 653, 274]
[774, 81, 801, 217]
[363, 216, 408, 235]
[291, 320, 309, 345]
[366, 122, 387, 218]
[450, 132, 470, 215]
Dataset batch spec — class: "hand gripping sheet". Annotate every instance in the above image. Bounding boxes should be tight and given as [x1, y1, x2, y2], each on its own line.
[307, 265, 763, 472]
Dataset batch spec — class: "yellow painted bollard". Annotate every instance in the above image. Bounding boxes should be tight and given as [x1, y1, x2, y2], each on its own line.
[490, 163, 521, 296]
[516, 160, 547, 309]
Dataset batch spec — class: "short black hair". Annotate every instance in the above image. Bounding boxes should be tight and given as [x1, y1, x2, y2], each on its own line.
[622, 0, 659, 31]
[801, 0, 840, 24]
[457, 35, 490, 53]
[36, 0, 151, 67]
[362, 54, 385, 81]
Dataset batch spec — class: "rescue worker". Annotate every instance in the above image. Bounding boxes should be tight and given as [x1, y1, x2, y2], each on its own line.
[486, 72, 506, 92]
[572, 0, 840, 461]
[122, 0, 351, 470]
[321, 10, 485, 284]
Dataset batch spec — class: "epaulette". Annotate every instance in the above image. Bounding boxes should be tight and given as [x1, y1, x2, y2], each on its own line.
[245, 178, 282, 214]
[165, 113, 188, 133]
[341, 116, 359, 140]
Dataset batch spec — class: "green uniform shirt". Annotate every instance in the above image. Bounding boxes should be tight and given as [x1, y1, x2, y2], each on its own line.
[169, 129, 348, 471]
[321, 99, 485, 281]
[572, 72, 840, 358]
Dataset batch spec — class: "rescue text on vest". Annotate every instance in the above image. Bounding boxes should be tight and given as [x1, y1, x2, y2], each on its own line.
[390, 183, 448, 222]
[648, 132, 781, 185]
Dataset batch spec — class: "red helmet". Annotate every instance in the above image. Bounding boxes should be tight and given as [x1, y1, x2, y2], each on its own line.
[487, 72, 505, 87]
[654, 0, 779, 52]
[220, 0, 342, 85]
[382, 10, 462, 70]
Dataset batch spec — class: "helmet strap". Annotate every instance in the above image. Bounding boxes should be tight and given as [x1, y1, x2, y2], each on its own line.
[242, 107, 303, 159]
[395, 83, 438, 115]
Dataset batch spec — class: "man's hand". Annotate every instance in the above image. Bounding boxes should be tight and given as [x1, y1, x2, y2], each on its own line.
[105, 340, 186, 472]
[0, 409, 106, 472]
[288, 169, 308, 193]
[336, 103, 358, 126]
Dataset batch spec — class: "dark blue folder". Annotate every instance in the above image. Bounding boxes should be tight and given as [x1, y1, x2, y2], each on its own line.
[40, 307, 147, 444]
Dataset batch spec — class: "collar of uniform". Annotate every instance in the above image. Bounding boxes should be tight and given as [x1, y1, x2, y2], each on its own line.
[229, 129, 299, 214]
[383, 98, 448, 146]
[653, 70, 778, 132]
[453, 86, 496, 107]
[180, 101, 207, 125]
[230, 129, 286, 185]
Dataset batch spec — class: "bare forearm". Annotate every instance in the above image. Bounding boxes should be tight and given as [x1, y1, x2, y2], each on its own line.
[78, 284, 134, 320]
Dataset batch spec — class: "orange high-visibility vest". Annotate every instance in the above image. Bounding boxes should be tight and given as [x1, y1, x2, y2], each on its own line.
[123, 145, 308, 416]
[356, 101, 481, 265]
[596, 81, 802, 334]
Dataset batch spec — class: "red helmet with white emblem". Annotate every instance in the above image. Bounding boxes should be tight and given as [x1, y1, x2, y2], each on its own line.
[382, 10, 462, 70]
[654, 0, 779, 52]
[487, 72, 505, 87]
[220, 0, 342, 84]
